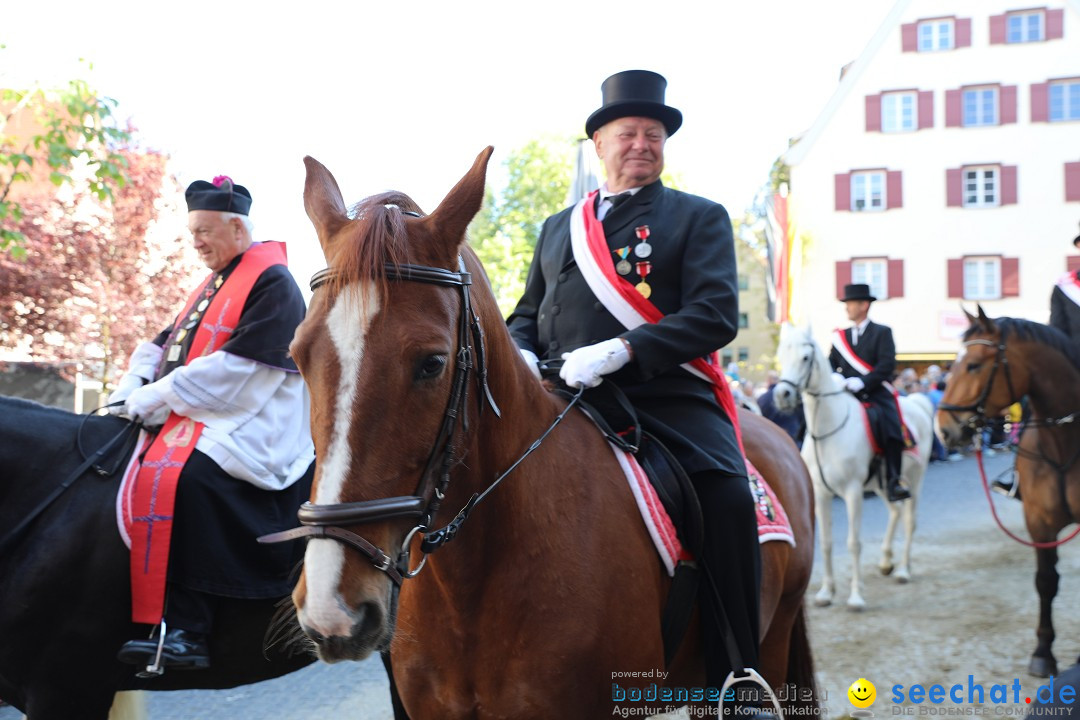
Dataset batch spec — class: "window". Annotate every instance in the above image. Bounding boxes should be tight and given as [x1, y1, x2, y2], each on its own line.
[737, 347, 750, 363]
[721, 350, 734, 367]
[964, 167, 999, 207]
[882, 92, 916, 132]
[738, 313, 749, 329]
[737, 274, 749, 290]
[1007, 11, 1044, 43]
[963, 87, 998, 126]
[918, 19, 954, 50]
[851, 258, 888, 301]
[1050, 80, 1080, 122]
[851, 171, 885, 211]
[963, 257, 1001, 300]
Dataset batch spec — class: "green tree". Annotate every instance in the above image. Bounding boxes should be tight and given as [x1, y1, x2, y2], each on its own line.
[468, 135, 575, 315]
[1, 54, 129, 255]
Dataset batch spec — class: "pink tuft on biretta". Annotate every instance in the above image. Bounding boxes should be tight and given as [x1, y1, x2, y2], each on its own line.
[212, 175, 233, 188]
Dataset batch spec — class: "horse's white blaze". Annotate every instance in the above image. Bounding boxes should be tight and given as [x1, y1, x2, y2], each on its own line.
[303, 283, 380, 634]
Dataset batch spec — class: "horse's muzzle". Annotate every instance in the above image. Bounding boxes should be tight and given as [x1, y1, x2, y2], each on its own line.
[301, 599, 387, 662]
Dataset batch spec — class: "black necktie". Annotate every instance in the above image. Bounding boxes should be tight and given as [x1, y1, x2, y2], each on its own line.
[608, 192, 632, 210]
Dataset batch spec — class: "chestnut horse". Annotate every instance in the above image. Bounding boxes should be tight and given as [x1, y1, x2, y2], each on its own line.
[937, 307, 1080, 678]
[283, 147, 816, 717]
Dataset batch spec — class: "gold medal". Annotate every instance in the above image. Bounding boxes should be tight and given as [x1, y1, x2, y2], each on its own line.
[176, 328, 188, 342]
[636, 281, 652, 298]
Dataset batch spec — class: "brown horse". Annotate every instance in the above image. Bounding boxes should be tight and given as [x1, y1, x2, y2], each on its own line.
[937, 306, 1080, 678]
[283, 147, 816, 717]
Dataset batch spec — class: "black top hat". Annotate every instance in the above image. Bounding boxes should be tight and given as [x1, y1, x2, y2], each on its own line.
[1073, 233, 1080, 248]
[840, 283, 876, 302]
[185, 175, 252, 215]
[585, 70, 683, 138]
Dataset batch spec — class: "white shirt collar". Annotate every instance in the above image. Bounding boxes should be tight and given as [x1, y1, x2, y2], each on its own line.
[599, 183, 644, 201]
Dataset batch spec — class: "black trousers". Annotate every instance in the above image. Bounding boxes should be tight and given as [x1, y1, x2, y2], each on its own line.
[864, 390, 903, 482]
[692, 471, 761, 688]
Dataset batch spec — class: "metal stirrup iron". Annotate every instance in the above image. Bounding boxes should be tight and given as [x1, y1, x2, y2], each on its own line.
[136, 619, 168, 678]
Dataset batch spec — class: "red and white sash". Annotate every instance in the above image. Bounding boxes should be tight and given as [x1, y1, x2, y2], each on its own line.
[123, 242, 287, 624]
[831, 328, 873, 376]
[569, 191, 745, 452]
[1056, 271, 1080, 308]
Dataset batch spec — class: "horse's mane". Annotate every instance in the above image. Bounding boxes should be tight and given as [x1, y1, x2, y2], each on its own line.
[964, 316, 1080, 370]
[324, 191, 425, 298]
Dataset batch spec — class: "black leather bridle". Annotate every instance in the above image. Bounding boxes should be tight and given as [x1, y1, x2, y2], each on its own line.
[259, 239, 501, 586]
[938, 338, 1016, 433]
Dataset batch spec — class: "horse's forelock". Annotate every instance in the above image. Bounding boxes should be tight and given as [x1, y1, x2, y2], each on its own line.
[322, 192, 425, 299]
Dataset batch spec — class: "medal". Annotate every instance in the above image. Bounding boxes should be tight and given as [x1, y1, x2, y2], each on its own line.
[176, 328, 188, 342]
[167, 344, 182, 362]
[636, 261, 652, 298]
[613, 246, 632, 275]
[634, 225, 652, 258]
[197, 299, 209, 312]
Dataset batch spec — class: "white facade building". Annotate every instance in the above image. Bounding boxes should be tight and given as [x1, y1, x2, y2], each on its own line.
[785, 0, 1080, 364]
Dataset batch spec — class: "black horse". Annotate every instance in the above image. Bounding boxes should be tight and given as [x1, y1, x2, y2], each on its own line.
[0, 396, 314, 719]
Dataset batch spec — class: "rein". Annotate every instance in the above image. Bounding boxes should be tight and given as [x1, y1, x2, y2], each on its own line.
[974, 449, 1080, 549]
[260, 245, 579, 588]
[0, 410, 140, 558]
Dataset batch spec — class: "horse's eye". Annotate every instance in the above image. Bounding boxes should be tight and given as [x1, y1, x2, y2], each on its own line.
[802, 354, 810, 363]
[417, 354, 448, 380]
[967, 362, 982, 373]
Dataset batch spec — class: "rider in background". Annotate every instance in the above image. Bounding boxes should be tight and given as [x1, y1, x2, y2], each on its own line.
[109, 177, 314, 670]
[828, 283, 911, 502]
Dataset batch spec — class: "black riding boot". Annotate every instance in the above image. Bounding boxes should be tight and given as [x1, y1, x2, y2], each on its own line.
[884, 439, 910, 502]
[117, 583, 213, 670]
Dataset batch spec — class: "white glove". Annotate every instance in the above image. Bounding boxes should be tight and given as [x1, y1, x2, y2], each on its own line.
[107, 373, 146, 414]
[519, 348, 542, 382]
[845, 376, 866, 394]
[124, 381, 171, 426]
[560, 338, 631, 389]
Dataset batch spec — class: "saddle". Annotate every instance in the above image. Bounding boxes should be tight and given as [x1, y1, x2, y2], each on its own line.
[860, 401, 917, 456]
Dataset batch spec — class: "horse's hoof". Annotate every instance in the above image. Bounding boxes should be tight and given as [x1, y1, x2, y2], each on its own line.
[879, 563, 894, 576]
[895, 572, 911, 584]
[1028, 655, 1057, 678]
[813, 592, 833, 608]
[846, 598, 867, 612]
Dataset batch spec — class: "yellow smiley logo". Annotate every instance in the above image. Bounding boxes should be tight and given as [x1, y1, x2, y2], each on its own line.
[848, 678, 877, 708]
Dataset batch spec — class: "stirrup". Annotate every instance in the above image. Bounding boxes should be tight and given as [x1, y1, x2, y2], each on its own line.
[135, 619, 167, 679]
[992, 479, 1019, 500]
[719, 667, 784, 719]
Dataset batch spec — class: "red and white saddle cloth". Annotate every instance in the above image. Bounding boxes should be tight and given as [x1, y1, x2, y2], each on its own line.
[831, 329, 919, 457]
[570, 192, 794, 576]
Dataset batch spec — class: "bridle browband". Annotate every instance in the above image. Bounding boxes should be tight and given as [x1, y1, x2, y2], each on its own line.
[938, 338, 1015, 429]
[260, 230, 501, 584]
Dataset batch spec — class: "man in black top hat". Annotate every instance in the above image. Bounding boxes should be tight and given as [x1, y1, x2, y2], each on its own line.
[508, 70, 761, 702]
[111, 176, 314, 671]
[828, 283, 911, 502]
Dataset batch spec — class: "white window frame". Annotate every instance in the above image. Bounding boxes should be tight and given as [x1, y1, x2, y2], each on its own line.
[851, 171, 886, 212]
[1007, 10, 1044, 43]
[963, 86, 999, 126]
[882, 92, 917, 133]
[918, 19, 955, 51]
[1049, 80, 1080, 122]
[851, 258, 889, 301]
[963, 256, 1002, 300]
[963, 166, 1000, 208]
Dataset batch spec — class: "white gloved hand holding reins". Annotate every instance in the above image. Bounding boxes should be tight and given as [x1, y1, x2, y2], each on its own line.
[845, 376, 866, 394]
[559, 338, 631, 389]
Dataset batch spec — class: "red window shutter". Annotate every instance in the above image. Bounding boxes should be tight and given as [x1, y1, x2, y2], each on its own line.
[947, 259, 964, 298]
[918, 91, 934, 129]
[945, 89, 962, 127]
[1066, 161, 1080, 202]
[887, 258, 905, 299]
[1000, 165, 1018, 205]
[866, 94, 882, 132]
[1047, 9, 1064, 40]
[1000, 85, 1017, 124]
[1001, 257, 1020, 297]
[835, 173, 851, 212]
[886, 170, 903, 209]
[1031, 83, 1049, 122]
[956, 18, 972, 47]
[836, 261, 853, 299]
[901, 22, 918, 51]
[990, 14, 1006, 44]
[946, 168, 964, 207]
[1067, 255, 1080, 273]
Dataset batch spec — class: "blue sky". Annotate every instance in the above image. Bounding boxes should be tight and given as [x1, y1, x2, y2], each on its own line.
[4, 0, 892, 285]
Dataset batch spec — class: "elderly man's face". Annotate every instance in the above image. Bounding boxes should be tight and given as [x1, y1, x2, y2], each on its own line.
[188, 210, 249, 271]
[593, 117, 666, 192]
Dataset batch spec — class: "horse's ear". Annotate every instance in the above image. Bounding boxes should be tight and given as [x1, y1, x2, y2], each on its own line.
[426, 146, 494, 254]
[963, 304, 978, 326]
[302, 156, 349, 255]
[976, 303, 997, 332]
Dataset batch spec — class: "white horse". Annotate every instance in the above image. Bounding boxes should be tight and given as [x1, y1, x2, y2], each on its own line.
[773, 323, 934, 610]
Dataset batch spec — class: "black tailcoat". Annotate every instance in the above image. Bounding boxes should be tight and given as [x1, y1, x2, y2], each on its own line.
[1050, 271, 1080, 343]
[507, 180, 742, 476]
[829, 321, 901, 442]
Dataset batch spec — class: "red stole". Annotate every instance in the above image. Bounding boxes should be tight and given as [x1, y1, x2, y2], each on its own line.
[129, 242, 287, 624]
[571, 190, 745, 453]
